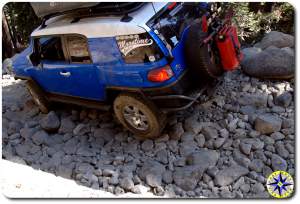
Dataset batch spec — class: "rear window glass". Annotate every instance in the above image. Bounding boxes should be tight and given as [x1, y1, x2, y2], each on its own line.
[116, 33, 164, 64]
[66, 36, 91, 63]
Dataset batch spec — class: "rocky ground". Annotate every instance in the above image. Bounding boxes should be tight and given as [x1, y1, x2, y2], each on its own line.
[2, 66, 295, 198]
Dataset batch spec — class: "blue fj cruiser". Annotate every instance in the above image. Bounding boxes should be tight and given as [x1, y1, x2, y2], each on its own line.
[12, 2, 242, 139]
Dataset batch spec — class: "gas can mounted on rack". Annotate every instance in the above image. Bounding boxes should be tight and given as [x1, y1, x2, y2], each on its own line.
[216, 25, 243, 71]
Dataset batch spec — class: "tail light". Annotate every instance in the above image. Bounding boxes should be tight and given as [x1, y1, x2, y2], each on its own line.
[148, 65, 174, 82]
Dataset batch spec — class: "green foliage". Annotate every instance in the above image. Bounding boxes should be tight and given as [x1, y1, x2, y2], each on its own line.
[231, 2, 294, 45]
[3, 2, 41, 46]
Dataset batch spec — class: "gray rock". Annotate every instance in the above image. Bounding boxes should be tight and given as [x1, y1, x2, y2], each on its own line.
[202, 126, 218, 140]
[184, 115, 202, 134]
[63, 138, 79, 154]
[141, 139, 154, 152]
[240, 143, 252, 155]
[31, 130, 49, 146]
[240, 184, 251, 193]
[146, 174, 162, 188]
[73, 124, 90, 136]
[162, 170, 173, 184]
[271, 154, 287, 171]
[194, 134, 205, 147]
[186, 149, 219, 170]
[109, 176, 119, 185]
[238, 93, 268, 107]
[241, 47, 262, 62]
[255, 114, 282, 134]
[56, 164, 74, 179]
[275, 143, 289, 159]
[214, 164, 249, 186]
[270, 132, 285, 140]
[282, 118, 294, 129]
[102, 168, 116, 177]
[275, 92, 292, 107]
[169, 122, 184, 140]
[93, 128, 115, 143]
[40, 111, 60, 132]
[255, 31, 294, 50]
[249, 159, 264, 173]
[251, 183, 265, 194]
[76, 146, 96, 157]
[173, 165, 202, 191]
[114, 186, 125, 195]
[179, 141, 197, 156]
[155, 149, 168, 164]
[242, 46, 294, 79]
[214, 138, 226, 149]
[139, 160, 165, 181]
[59, 117, 75, 134]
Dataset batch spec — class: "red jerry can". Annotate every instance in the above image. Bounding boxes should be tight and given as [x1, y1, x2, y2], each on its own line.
[216, 25, 243, 71]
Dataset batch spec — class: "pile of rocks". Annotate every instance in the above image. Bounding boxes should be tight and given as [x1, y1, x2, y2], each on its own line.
[2, 67, 295, 198]
[242, 31, 295, 79]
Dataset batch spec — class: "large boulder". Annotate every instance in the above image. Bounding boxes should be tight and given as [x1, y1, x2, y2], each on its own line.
[214, 164, 249, 186]
[254, 31, 294, 49]
[254, 114, 282, 134]
[242, 46, 294, 79]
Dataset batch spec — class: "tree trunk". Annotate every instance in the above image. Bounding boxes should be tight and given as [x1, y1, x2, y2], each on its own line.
[2, 11, 15, 59]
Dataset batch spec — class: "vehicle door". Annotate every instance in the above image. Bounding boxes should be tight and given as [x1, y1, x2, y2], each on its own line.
[27, 34, 105, 101]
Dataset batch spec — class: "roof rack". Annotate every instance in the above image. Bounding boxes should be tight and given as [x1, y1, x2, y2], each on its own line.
[40, 2, 146, 28]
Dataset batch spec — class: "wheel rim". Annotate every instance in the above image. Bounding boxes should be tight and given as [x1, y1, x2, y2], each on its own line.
[122, 105, 149, 131]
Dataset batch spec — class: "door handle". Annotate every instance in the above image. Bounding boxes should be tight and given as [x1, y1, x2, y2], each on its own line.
[60, 71, 71, 77]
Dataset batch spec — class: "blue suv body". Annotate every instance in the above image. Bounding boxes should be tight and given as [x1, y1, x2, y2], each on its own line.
[12, 2, 239, 139]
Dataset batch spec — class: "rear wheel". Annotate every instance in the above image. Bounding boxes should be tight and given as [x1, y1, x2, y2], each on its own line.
[185, 22, 223, 80]
[113, 93, 166, 139]
[26, 80, 50, 114]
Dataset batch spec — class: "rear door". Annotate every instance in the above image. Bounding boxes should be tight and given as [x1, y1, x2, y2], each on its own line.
[27, 35, 105, 101]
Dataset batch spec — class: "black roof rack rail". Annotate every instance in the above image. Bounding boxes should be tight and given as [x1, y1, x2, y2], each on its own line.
[40, 2, 146, 28]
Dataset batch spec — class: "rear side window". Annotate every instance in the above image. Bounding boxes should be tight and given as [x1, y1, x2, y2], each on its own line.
[39, 37, 65, 61]
[116, 33, 164, 64]
[66, 36, 91, 63]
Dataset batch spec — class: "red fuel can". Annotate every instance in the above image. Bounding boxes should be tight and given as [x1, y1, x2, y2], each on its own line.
[216, 25, 243, 71]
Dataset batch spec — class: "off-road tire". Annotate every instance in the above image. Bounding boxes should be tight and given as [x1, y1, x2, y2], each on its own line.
[185, 22, 223, 79]
[113, 93, 166, 140]
[26, 80, 50, 114]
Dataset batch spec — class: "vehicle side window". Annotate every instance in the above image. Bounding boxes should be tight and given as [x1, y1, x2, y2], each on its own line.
[116, 33, 164, 64]
[39, 37, 65, 61]
[66, 36, 91, 64]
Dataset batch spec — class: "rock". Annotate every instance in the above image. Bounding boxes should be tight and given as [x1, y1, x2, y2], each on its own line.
[179, 141, 197, 156]
[282, 118, 294, 129]
[145, 174, 162, 188]
[186, 149, 219, 172]
[94, 128, 115, 143]
[173, 165, 202, 191]
[73, 124, 90, 136]
[274, 92, 292, 107]
[255, 114, 282, 134]
[214, 137, 226, 148]
[63, 138, 79, 154]
[31, 130, 49, 146]
[194, 134, 205, 147]
[169, 122, 184, 140]
[56, 165, 74, 179]
[59, 117, 75, 134]
[240, 143, 252, 155]
[254, 31, 294, 50]
[270, 132, 285, 140]
[242, 46, 294, 79]
[184, 115, 202, 134]
[251, 183, 265, 194]
[202, 126, 218, 140]
[241, 47, 262, 62]
[114, 186, 125, 195]
[155, 149, 168, 164]
[249, 159, 264, 173]
[238, 93, 268, 107]
[120, 177, 134, 191]
[275, 143, 289, 159]
[139, 160, 165, 181]
[102, 168, 116, 177]
[162, 170, 173, 184]
[20, 127, 38, 140]
[76, 146, 95, 157]
[271, 154, 287, 171]
[240, 184, 250, 193]
[214, 164, 249, 186]
[141, 139, 154, 152]
[40, 111, 60, 132]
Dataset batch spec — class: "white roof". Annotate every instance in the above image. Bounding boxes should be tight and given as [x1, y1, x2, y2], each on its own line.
[31, 3, 167, 38]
